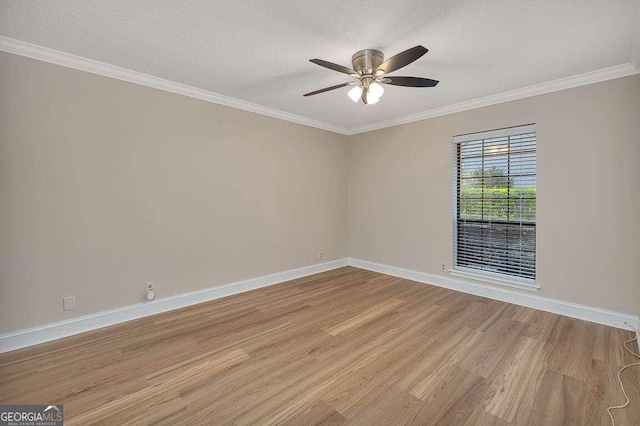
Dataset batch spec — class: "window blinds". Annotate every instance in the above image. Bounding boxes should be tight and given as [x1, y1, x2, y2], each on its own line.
[453, 124, 536, 282]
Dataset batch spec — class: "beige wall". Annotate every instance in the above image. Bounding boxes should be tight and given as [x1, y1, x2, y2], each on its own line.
[0, 52, 349, 333]
[349, 74, 640, 315]
[1, 50, 639, 335]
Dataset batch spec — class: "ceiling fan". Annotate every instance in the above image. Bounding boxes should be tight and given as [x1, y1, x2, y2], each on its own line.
[303, 45, 439, 105]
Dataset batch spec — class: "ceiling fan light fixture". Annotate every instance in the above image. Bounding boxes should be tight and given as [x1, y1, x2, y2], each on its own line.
[347, 85, 363, 102]
[368, 82, 384, 99]
[305, 45, 438, 105]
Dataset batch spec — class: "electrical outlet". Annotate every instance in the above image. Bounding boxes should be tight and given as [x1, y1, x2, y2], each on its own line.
[441, 263, 446, 272]
[63, 296, 75, 311]
[318, 251, 324, 261]
[145, 281, 156, 301]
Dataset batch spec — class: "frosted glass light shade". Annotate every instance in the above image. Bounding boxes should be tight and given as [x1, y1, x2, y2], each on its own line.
[348, 85, 363, 102]
[367, 95, 380, 105]
[368, 82, 384, 99]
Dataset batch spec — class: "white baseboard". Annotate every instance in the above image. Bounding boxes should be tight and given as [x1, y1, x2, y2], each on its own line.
[0, 258, 349, 354]
[2, 257, 636, 354]
[348, 258, 639, 331]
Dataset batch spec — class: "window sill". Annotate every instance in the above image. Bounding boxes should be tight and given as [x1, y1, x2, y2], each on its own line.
[449, 268, 539, 292]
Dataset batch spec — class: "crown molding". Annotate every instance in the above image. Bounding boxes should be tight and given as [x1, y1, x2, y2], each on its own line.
[0, 36, 637, 137]
[0, 36, 350, 135]
[347, 63, 639, 135]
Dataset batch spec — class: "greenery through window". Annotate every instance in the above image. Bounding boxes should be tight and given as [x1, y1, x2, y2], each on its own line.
[454, 125, 536, 281]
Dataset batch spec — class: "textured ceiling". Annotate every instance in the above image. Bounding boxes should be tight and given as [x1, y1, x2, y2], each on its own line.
[0, 0, 638, 130]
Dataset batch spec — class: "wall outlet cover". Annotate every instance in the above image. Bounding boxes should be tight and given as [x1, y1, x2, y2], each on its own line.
[63, 296, 75, 311]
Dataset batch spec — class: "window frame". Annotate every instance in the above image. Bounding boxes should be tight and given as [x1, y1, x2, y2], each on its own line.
[451, 124, 539, 291]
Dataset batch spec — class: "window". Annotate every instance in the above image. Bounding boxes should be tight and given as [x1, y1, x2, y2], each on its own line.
[453, 124, 536, 288]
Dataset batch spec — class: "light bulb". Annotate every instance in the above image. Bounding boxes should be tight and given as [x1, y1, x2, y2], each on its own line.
[367, 95, 380, 105]
[347, 85, 363, 102]
[368, 82, 384, 99]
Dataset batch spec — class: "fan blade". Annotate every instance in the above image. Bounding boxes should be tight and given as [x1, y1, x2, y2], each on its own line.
[377, 46, 428, 74]
[303, 82, 351, 97]
[383, 76, 439, 87]
[310, 59, 357, 76]
[362, 88, 368, 104]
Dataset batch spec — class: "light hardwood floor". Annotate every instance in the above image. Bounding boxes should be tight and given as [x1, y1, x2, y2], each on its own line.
[1, 267, 639, 425]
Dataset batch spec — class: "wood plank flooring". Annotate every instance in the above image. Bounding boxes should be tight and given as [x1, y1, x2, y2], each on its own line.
[1, 266, 639, 425]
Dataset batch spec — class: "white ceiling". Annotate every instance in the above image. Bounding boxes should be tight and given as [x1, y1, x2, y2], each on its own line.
[0, 0, 639, 132]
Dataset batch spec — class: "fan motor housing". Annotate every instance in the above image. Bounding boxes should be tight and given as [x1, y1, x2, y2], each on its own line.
[352, 49, 384, 75]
